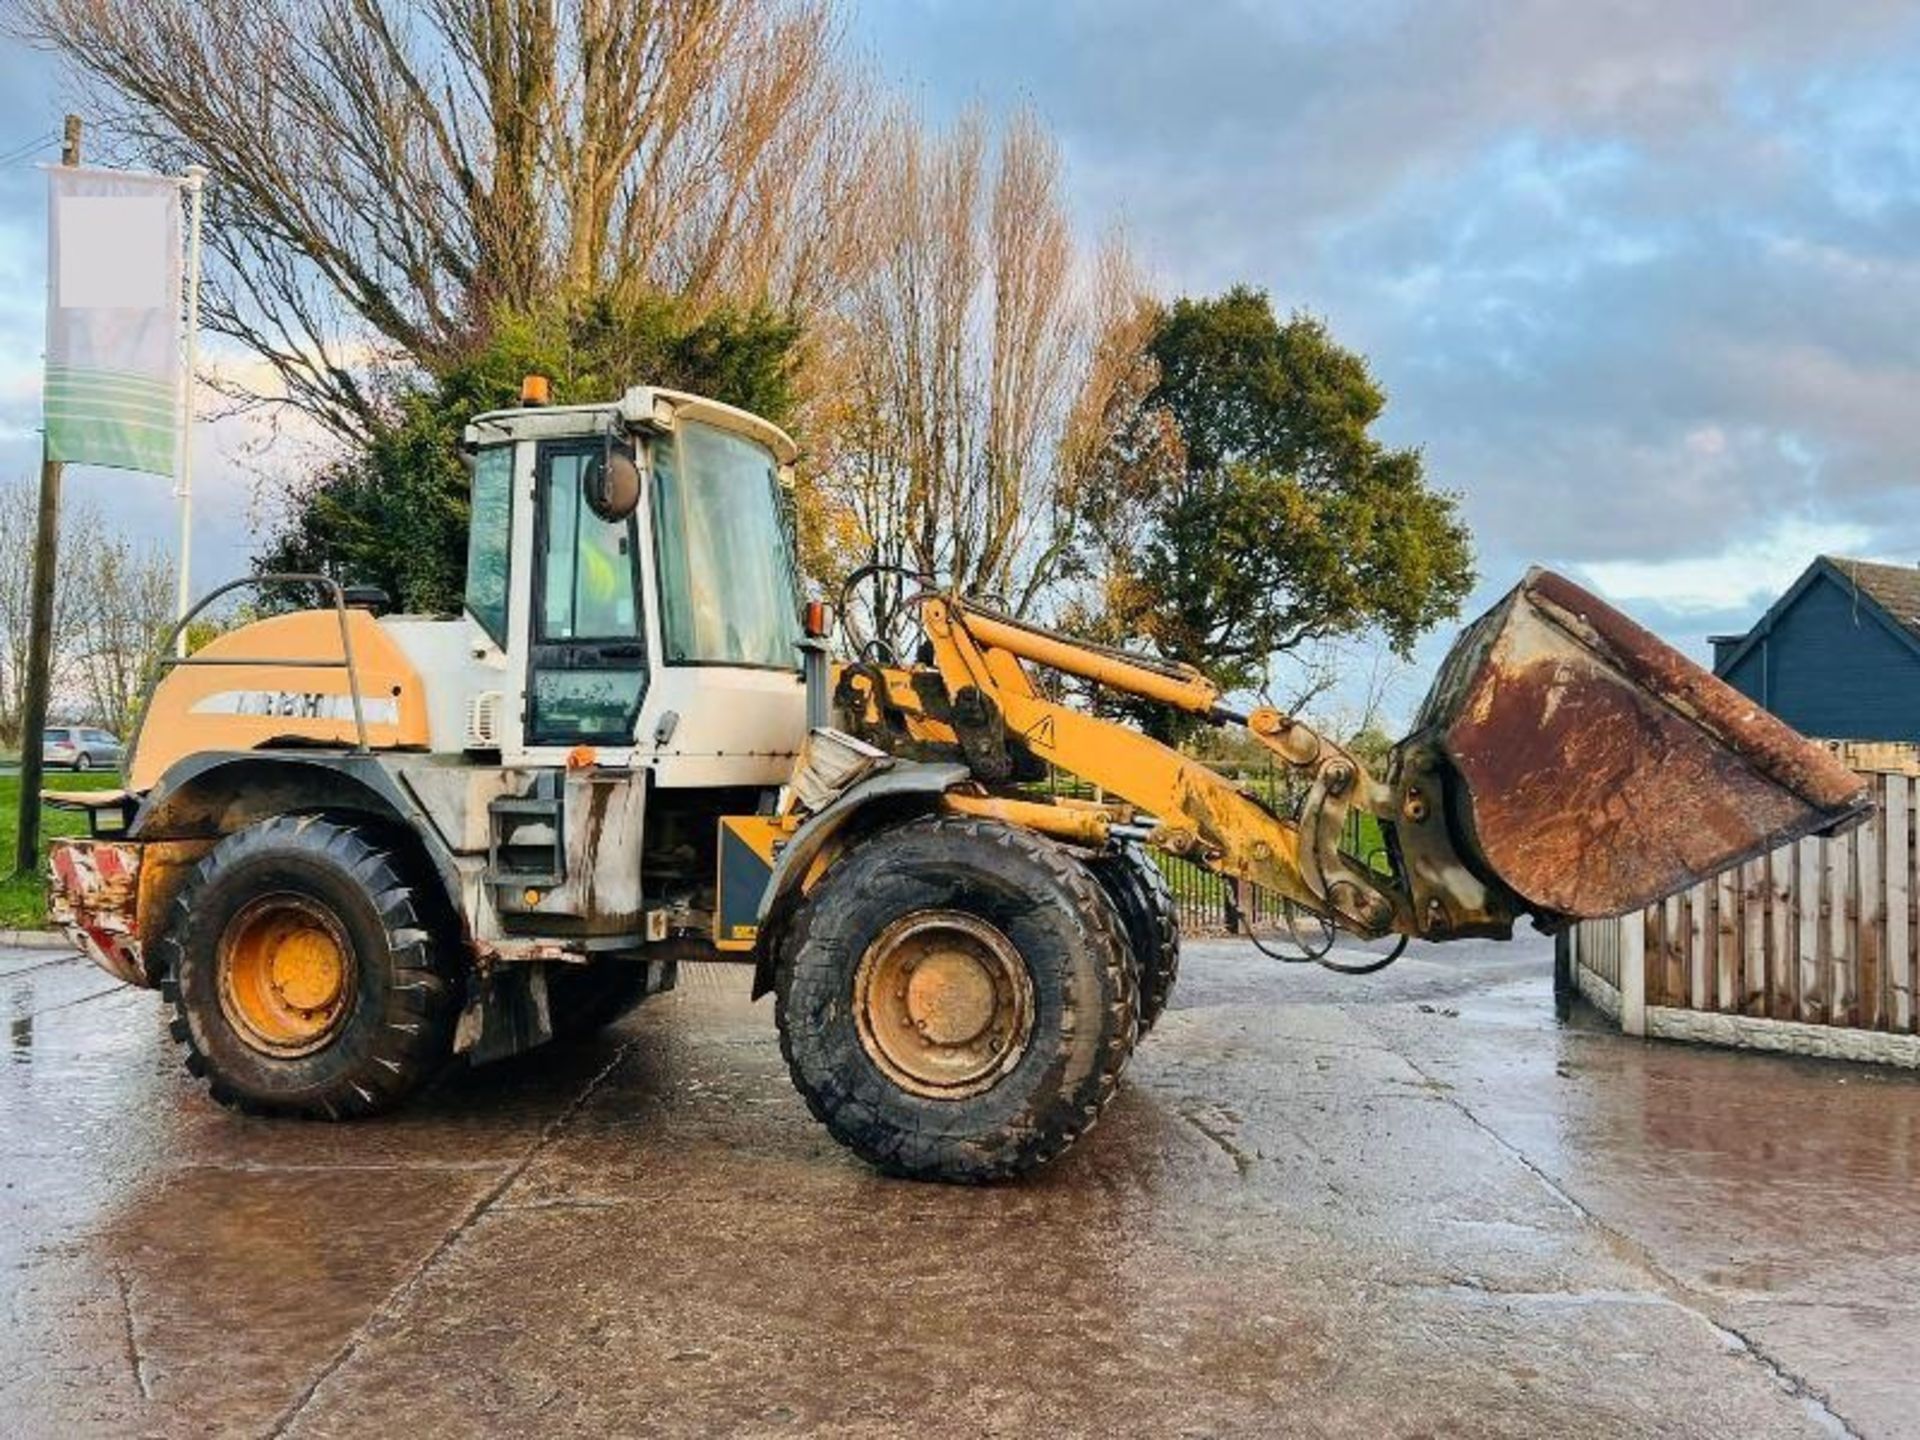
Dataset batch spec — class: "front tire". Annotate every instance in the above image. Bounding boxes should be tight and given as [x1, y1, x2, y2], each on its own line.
[156, 815, 455, 1118]
[73, 753, 92, 772]
[776, 817, 1136, 1183]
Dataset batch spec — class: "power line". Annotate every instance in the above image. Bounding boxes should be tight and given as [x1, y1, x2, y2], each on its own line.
[0, 132, 59, 167]
[0, 133, 57, 166]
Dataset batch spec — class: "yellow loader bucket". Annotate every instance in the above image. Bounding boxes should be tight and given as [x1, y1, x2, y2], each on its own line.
[1409, 569, 1873, 921]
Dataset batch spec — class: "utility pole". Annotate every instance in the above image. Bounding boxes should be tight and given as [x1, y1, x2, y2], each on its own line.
[173, 163, 206, 655]
[14, 114, 82, 878]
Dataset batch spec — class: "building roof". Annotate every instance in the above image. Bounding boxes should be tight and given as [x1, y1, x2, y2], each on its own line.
[1826, 556, 1920, 639]
[1714, 555, 1920, 677]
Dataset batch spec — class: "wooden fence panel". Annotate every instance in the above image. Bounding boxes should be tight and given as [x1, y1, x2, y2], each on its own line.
[1571, 772, 1918, 1036]
[1835, 829, 1850, 1029]
[1584, 911, 1619, 988]
[1740, 857, 1766, 1015]
[1728, 867, 1743, 1013]
[1889, 783, 1904, 1029]
[1767, 847, 1793, 1020]
[1860, 804, 1883, 1030]
[1687, 882, 1707, 1011]
[1661, 893, 1684, 1008]
[1798, 835, 1822, 1025]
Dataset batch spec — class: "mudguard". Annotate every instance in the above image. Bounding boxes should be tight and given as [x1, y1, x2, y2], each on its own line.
[749, 759, 971, 998]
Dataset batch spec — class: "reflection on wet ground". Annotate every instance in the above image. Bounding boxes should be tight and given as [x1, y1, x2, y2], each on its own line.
[2, 935, 1916, 1438]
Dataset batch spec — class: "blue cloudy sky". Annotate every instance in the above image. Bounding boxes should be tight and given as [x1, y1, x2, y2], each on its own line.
[0, 38, 261, 601]
[854, 0, 1920, 690]
[2, 3, 1918, 711]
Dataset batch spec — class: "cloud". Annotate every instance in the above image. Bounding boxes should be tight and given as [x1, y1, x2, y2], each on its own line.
[1578, 515, 1876, 615]
[855, 0, 1920, 694]
[0, 51, 344, 593]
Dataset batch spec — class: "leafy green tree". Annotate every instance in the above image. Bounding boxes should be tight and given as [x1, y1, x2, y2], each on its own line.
[1077, 286, 1473, 734]
[257, 296, 802, 613]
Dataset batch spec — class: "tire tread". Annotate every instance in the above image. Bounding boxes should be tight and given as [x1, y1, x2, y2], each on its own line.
[1088, 845, 1181, 1034]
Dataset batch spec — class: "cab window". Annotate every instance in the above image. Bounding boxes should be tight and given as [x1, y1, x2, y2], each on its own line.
[464, 445, 513, 647]
[539, 450, 640, 641]
[650, 420, 801, 668]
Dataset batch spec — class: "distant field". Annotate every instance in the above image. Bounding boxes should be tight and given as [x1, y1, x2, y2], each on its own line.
[0, 772, 123, 930]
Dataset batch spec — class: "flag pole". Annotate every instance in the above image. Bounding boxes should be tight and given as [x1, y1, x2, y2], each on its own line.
[13, 114, 82, 878]
[174, 164, 206, 656]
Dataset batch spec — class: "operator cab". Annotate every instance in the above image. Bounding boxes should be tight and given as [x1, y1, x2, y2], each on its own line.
[460, 385, 808, 788]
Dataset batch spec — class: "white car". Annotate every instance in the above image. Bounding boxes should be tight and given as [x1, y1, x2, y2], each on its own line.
[42, 726, 125, 772]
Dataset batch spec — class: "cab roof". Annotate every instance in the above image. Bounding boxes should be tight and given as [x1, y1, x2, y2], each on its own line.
[464, 385, 799, 465]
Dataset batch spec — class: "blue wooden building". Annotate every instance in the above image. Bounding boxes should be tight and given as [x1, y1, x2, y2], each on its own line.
[1710, 556, 1920, 743]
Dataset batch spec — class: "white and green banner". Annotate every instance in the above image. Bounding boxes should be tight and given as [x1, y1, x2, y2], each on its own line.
[44, 166, 184, 476]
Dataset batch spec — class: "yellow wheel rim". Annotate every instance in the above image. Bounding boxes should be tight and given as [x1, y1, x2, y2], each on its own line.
[853, 910, 1034, 1099]
[217, 894, 355, 1056]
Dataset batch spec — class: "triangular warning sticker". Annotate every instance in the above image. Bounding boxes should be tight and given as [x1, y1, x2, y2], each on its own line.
[1023, 714, 1057, 750]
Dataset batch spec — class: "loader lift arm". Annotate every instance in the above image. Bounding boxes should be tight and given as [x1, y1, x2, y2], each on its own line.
[838, 571, 1876, 947]
[846, 593, 1515, 944]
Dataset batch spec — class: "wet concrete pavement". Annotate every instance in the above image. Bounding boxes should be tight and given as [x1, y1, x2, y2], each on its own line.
[4, 935, 1917, 1438]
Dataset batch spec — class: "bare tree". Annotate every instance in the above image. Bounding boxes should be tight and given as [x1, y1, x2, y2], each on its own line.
[17, 3, 1170, 657]
[1279, 632, 1413, 754]
[70, 537, 176, 737]
[15, 0, 871, 438]
[817, 109, 1155, 650]
[0, 479, 102, 748]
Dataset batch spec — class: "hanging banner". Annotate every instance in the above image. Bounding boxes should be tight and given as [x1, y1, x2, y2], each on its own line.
[44, 165, 184, 475]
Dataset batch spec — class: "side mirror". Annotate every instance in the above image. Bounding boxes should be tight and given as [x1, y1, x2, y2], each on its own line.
[584, 445, 642, 523]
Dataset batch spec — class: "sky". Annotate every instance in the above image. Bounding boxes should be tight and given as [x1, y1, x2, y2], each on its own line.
[851, 0, 1920, 713]
[3, 4, 1919, 723]
[0, 39, 261, 610]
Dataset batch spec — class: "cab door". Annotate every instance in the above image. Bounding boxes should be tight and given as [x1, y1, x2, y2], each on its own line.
[484, 440, 649, 935]
[526, 442, 650, 747]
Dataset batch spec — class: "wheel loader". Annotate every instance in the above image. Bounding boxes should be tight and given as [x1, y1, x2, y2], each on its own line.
[46, 381, 1871, 1182]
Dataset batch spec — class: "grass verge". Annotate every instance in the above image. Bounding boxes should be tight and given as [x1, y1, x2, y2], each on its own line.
[0, 772, 124, 930]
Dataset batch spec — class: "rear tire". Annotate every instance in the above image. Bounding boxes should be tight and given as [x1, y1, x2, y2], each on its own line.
[73, 753, 92, 772]
[776, 816, 1136, 1183]
[1087, 845, 1180, 1034]
[155, 815, 455, 1118]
